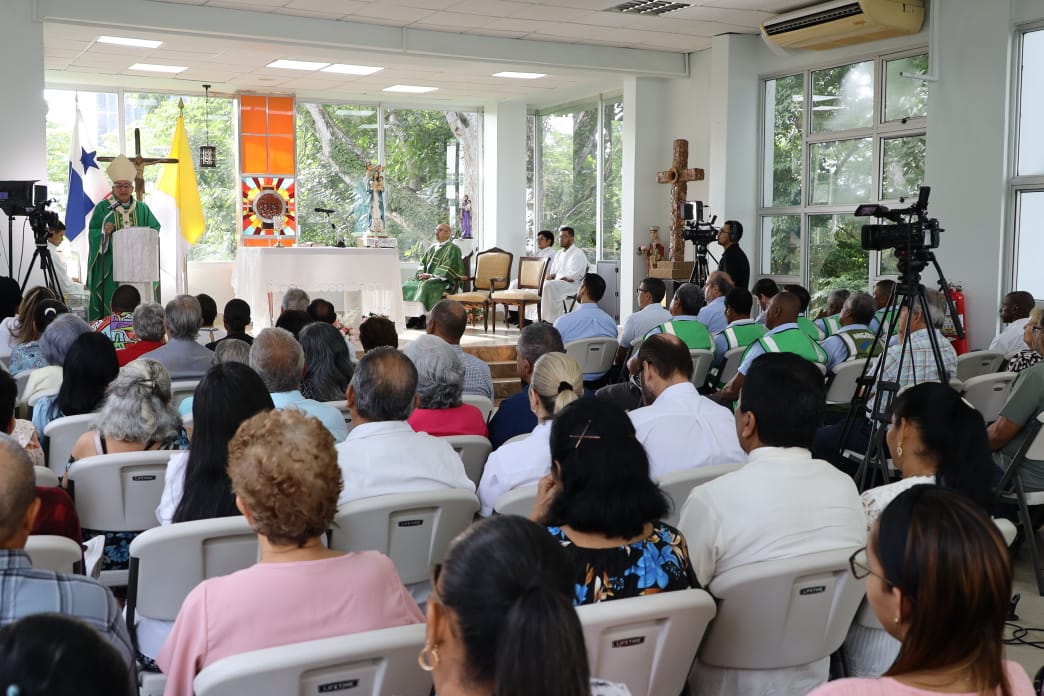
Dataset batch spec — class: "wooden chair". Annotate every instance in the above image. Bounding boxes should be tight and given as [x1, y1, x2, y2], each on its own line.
[490, 256, 551, 330]
[445, 247, 513, 332]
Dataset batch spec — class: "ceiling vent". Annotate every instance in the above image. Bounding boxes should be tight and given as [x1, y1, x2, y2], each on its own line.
[607, 1, 692, 17]
[761, 0, 924, 50]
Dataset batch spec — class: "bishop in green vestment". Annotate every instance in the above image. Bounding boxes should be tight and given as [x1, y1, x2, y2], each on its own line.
[87, 155, 161, 321]
[402, 223, 465, 312]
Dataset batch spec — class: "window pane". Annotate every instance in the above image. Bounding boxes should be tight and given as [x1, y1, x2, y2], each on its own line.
[1015, 190, 1044, 298]
[884, 54, 928, 122]
[879, 250, 900, 277]
[810, 138, 873, 205]
[809, 213, 869, 299]
[1018, 30, 1044, 175]
[539, 106, 598, 258]
[881, 134, 926, 200]
[811, 61, 874, 133]
[763, 74, 804, 207]
[600, 98, 623, 261]
[761, 215, 801, 276]
[526, 114, 536, 247]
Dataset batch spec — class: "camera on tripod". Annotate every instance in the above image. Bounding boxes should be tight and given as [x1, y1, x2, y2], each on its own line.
[679, 200, 718, 245]
[0, 181, 59, 243]
[855, 186, 940, 252]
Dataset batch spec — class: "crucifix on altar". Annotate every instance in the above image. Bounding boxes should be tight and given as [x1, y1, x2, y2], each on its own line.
[651, 139, 705, 279]
[98, 126, 179, 201]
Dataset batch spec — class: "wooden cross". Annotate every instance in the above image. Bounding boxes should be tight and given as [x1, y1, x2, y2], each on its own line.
[98, 117, 179, 202]
[656, 139, 705, 263]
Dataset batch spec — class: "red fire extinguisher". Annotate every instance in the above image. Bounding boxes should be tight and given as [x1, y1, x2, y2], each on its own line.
[943, 283, 969, 355]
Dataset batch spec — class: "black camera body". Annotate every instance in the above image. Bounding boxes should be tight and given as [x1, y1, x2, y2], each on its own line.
[856, 186, 940, 252]
[680, 200, 718, 245]
[28, 203, 60, 244]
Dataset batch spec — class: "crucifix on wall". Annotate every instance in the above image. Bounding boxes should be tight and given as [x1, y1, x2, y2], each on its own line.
[99, 127, 178, 201]
[655, 139, 705, 277]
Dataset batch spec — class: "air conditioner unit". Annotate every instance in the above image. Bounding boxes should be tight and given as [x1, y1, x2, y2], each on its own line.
[760, 0, 925, 51]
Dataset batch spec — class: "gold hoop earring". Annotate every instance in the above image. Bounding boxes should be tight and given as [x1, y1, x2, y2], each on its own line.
[896, 442, 903, 459]
[418, 643, 440, 672]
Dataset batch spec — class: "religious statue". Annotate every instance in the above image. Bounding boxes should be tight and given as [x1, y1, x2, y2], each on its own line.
[638, 226, 665, 275]
[459, 195, 473, 239]
[366, 162, 386, 235]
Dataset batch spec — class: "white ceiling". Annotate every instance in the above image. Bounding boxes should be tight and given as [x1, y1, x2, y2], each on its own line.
[41, 0, 809, 105]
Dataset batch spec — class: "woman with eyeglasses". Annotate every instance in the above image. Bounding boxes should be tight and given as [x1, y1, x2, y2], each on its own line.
[810, 486, 1033, 695]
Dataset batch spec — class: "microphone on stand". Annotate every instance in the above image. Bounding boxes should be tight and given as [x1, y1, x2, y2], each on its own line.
[315, 207, 336, 214]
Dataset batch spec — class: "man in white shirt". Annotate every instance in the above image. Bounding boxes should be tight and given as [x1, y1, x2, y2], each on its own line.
[678, 352, 864, 696]
[535, 226, 589, 323]
[335, 346, 473, 506]
[696, 271, 733, 335]
[534, 229, 555, 259]
[628, 334, 745, 479]
[45, 222, 88, 307]
[615, 277, 672, 365]
[989, 290, 1035, 355]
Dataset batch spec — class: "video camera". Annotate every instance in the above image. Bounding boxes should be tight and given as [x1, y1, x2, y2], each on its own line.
[680, 200, 718, 246]
[855, 186, 940, 252]
[0, 181, 60, 244]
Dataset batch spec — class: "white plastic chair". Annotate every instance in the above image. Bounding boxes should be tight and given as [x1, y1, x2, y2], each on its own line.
[66, 450, 173, 587]
[961, 371, 1018, 423]
[193, 623, 431, 696]
[956, 350, 1005, 382]
[714, 346, 746, 388]
[24, 534, 82, 574]
[996, 412, 1044, 595]
[492, 484, 539, 517]
[657, 464, 743, 527]
[442, 434, 492, 487]
[689, 349, 715, 388]
[328, 489, 479, 585]
[565, 337, 619, 376]
[578, 589, 717, 696]
[33, 465, 59, 487]
[43, 413, 94, 476]
[169, 379, 200, 410]
[825, 359, 866, 406]
[461, 394, 494, 421]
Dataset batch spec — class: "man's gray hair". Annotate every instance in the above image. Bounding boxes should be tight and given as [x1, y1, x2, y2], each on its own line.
[212, 338, 251, 366]
[249, 328, 304, 393]
[845, 292, 877, 326]
[401, 334, 464, 409]
[350, 346, 418, 422]
[133, 302, 166, 342]
[40, 314, 90, 366]
[517, 323, 564, 366]
[918, 289, 947, 329]
[0, 433, 35, 544]
[93, 359, 181, 443]
[674, 283, 706, 315]
[165, 295, 202, 340]
[282, 288, 310, 313]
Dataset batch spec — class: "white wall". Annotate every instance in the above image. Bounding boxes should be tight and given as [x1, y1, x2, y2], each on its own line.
[481, 101, 529, 268]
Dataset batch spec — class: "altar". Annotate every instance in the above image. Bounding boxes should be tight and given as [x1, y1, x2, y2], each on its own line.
[232, 246, 405, 330]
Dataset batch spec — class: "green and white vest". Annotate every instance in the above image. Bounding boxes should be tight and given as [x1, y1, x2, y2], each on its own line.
[797, 315, 824, 341]
[747, 327, 829, 366]
[722, 321, 767, 351]
[836, 327, 882, 362]
[648, 319, 712, 350]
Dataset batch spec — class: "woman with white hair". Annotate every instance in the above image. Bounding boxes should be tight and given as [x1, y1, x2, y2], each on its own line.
[402, 333, 487, 438]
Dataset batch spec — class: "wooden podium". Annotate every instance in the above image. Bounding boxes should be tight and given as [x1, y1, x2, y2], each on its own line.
[113, 226, 159, 300]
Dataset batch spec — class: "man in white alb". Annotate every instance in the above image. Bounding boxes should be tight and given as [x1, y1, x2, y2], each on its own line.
[534, 226, 589, 323]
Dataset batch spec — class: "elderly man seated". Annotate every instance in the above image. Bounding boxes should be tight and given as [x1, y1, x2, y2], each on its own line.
[140, 295, 215, 380]
[401, 334, 488, 438]
[248, 327, 348, 442]
[427, 299, 493, 400]
[487, 324, 565, 449]
[818, 291, 880, 373]
[117, 302, 165, 366]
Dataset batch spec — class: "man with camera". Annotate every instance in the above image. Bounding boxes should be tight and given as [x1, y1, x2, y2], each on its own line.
[716, 220, 749, 291]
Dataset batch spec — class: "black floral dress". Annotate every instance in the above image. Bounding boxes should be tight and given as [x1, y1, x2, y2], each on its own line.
[547, 522, 699, 606]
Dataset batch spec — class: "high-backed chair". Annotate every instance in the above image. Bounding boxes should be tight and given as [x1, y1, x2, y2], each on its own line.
[43, 413, 94, 476]
[961, 371, 1018, 424]
[193, 624, 431, 696]
[25, 534, 82, 574]
[956, 350, 1005, 382]
[690, 349, 715, 388]
[825, 359, 866, 406]
[170, 380, 200, 410]
[565, 337, 618, 378]
[490, 256, 551, 330]
[996, 411, 1044, 594]
[577, 589, 717, 696]
[441, 434, 492, 487]
[445, 247, 513, 332]
[328, 489, 479, 585]
[492, 483, 538, 517]
[461, 394, 494, 422]
[657, 464, 743, 527]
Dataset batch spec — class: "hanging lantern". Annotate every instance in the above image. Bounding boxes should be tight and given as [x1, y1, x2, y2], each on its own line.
[199, 84, 217, 168]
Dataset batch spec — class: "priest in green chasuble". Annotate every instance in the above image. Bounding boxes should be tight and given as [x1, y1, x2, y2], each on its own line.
[402, 223, 465, 311]
[87, 154, 161, 321]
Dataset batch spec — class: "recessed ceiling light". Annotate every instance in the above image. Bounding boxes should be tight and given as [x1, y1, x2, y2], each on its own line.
[321, 64, 384, 75]
[493, 71, 548, 79]
[383, 85, 438, 93]
[98, 36, 162, 49]
[129, 63, 187, 73]
[267, 59, 329, 71]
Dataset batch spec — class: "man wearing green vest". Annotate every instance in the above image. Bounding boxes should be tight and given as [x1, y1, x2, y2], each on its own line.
[813, 288, 850, 339]
[869, 278, 898, 335]
[710, 291, 827, 405]
[712, 287, 766, 366]
[819, 291, 882, 372]
[643, 282, 712, 350]
[784, 283, 823, 340]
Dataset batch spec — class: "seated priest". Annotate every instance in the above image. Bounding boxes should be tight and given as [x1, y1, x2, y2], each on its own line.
[402, 223, 465, 322]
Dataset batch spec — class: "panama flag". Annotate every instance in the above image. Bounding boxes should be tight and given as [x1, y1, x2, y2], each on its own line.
[64, 108, 109, 241]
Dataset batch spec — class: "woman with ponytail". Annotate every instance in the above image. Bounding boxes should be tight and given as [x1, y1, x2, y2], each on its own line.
[476, 352, 583, 516]
[423, 515, 630, 696]
[532, 398, 698, 605]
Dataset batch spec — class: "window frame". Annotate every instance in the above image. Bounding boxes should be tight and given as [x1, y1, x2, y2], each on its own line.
[1008, 22, 1044, 294]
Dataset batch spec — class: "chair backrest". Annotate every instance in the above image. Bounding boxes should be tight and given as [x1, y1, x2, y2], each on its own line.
[193, 623, 431, 696]
[518, 256, 551, 292]
[565, 337, 619, 375]
[716, 346, 746, 387]
[461, 394, 493, 422]
[657, 464, 743, 527]
[25, 534, 82, 574]
[472, 247, 514, 292]
[689, 349, 714, 387]
[698, 547, 865, 669]
[43, 413, 95, 476]
[577, 589, 717, 696]
[329, 489, 479, 585]
[825, 359, 866, 405]
[33, 465, 59, 487]
[956, 350, 1005, 382]
[442, 434, 492, 486]
[66, 450, 173, 532]
[961, 371, 1018, 423]
[169, 380, 200, 410]
[492, 483, 538, 517]
[14, 371, 29, 401]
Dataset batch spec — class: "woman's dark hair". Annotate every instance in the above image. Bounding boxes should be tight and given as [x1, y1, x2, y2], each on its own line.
[11, 287, 56, 343]
[222, 298, 251, 333]
[546, 398, 669, 538]
[875, 486, 1013, 696]
[358, 315, 398, 352]
[274, 309, 313, 339]
[890, 382, 993, 511]
[436, 516, 590, 696]
[0, 613, 131, 696]
[196, 293, 218, 326]
[172, 363, 274, 523]
[32, 298, 67, 335]
[299, 322, 354, 402]
[0, 277, 22, 321]
[53, 332, 119, 419]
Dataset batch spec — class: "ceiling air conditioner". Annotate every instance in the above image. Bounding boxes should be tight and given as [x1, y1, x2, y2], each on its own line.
[760, 0, 925, 50]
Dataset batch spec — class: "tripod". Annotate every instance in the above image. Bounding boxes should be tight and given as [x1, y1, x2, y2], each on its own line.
[688, 241, 718, 286]
[21, 237, 65, 303]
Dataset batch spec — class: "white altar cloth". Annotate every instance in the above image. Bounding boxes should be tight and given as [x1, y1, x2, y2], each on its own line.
[232, 247, 405, 330]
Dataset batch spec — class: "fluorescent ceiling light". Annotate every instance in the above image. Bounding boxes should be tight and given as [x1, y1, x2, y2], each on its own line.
[98, 35, 162, 49]
[129, 63, 187, 73]
[267, 59, 329, 71]
[321, 64, 383, 75]
[383, 85, 438, 93]
[493, 71, 548, 79]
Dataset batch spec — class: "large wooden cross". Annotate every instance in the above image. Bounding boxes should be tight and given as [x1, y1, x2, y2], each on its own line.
[656, 139, 705, 263]
[98, 127, 178, 202]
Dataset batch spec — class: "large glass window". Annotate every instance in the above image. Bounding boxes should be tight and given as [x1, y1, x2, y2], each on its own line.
[1012, 28, 1044, 296]
[601, 97, 624, 261]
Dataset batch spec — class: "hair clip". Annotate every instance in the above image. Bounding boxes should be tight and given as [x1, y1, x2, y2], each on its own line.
[569, 420, 601, 449]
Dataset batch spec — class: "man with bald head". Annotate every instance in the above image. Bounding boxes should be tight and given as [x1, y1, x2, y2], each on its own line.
[428, 299, 493, 400]
[0, 435, 136, 688]
[711, 291, 828, 404]
[402, 222, 465, 322]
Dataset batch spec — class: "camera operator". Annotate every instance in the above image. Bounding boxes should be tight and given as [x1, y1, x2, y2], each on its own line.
[45, 222, 88, 307]
[716, 220, 749, 291]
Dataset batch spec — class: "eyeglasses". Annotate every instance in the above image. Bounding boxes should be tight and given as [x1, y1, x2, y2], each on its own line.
[1032, 325, 1044, 334]
[113, 183, 132, 189]
[848, 546, 886, 582]
[636, 287, 648, 294]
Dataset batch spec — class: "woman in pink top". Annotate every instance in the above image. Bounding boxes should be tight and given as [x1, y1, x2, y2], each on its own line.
[157, 409, 424, 696]
[403, 334, 488, 438]
[810, 486, 1033, 696]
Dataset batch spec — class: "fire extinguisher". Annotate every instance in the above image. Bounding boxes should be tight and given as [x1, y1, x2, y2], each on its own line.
[943, 283, 969, 355]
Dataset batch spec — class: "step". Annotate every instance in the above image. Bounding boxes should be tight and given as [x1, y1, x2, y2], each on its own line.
[495, 377, 523, 400]
[488, 360, 517, 379]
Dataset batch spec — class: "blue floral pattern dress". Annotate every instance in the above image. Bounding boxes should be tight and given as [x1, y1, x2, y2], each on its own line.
[547, 522, 698, 606]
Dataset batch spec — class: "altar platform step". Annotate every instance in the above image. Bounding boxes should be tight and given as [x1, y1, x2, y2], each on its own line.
[399, 328, 522, 404]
